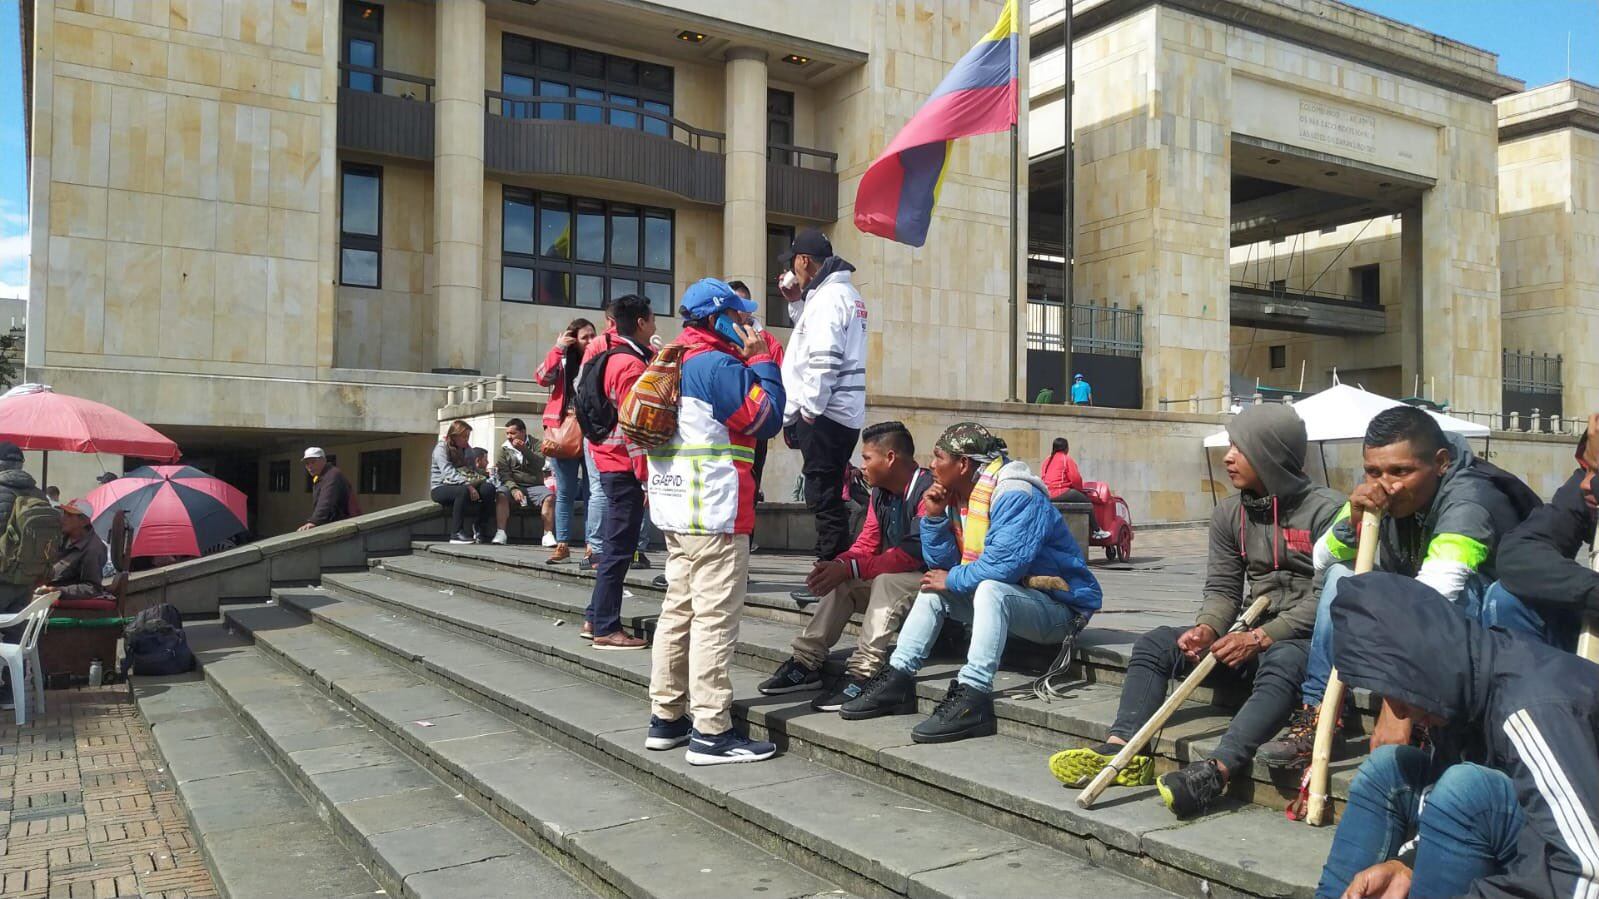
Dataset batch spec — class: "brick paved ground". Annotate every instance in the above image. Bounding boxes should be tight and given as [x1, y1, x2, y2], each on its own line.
[0, 686, 218, 899]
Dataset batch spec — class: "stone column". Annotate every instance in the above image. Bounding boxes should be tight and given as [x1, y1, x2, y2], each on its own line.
[431, 0, 485, 374]
[1399, 204, 1423, 393]
[722, 48, 769, 294]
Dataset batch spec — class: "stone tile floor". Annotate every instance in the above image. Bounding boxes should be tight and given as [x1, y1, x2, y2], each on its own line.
[0, 686, 218, 899]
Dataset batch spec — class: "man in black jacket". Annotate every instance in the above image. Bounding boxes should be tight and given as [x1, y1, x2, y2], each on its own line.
[1318, 572, 1599, 898]
[299, 447, 354, 531]
[1484, 414, 1599, 652]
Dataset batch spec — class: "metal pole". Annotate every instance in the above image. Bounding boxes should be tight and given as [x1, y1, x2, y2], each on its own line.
[1062, 0, 1074, 403]
[1008, 121, 1020, 403]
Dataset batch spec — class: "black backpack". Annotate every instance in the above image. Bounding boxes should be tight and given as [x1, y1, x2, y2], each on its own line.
[574, 341, 647, 443]
[1475, 458, 1544, 523]
[121, 603, 196, 677]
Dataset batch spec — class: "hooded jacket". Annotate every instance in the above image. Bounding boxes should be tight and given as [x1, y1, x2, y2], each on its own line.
[1496, 468, 1599, 634]
[1316, 431, 1538, 603]
[1199, 404, 1344, 641]
[1331, 572, 1599, 898]
[0, 467, 41, 528]
[921, 459, 1102, 615]
[780, 256, 867, 429]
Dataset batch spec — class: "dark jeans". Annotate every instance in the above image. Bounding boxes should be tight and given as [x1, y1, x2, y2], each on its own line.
[1051, 488, 1090, 504]
[1109, 625, 1308, 774]
[432, 484, 495, 539]
[1317, 746, 1522, 898]
[791, 416, 859, 560]
[586, 471, 644, 638]
[752, 438, 769, 498]
[0, 582, 30, 644]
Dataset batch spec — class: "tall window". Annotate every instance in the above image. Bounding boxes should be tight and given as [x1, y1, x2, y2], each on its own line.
[1269, 345, 1286, 370]
[341, 1, 382, 92]
[501, 34, 672, 135]
[359, 449, 403, 494]
[502, 188, 674, 315]
[768, 89, 795, 165]
[1351, 264, 1381, 305]
[267, 460, 290, 493]
[340, 164, 381, 288]
[765, 223, 795, 326]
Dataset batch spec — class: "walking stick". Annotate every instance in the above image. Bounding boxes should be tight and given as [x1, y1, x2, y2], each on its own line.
[1577, 518, 1599, 663]
[1304, 509, 1382, 826]
[1075, 592, 1274, 809]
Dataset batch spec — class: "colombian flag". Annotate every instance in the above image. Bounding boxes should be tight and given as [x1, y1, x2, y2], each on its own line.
[854, 0, 1019, 247]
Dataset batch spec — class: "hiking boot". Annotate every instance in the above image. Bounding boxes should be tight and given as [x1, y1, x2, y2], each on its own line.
[840, 666, 917, 720]
[1048, 742, 1154, 789]
[812, 677, 870, 712]
[685, 728, 777, 766]
[1157, 759, 1227, 819]
[758, 658, 822, 696]
[1258, 705, 1320, 769]
[448, 533, 473, 545]
[651, 574, 669, 590]
[632, 552, 652, 570]
[911, 680, 997, 744]
[547, 543, 571, 563]
[790, 589, 819, 608]
[645, 715, 691, 750]
[591, 631, 647, 651]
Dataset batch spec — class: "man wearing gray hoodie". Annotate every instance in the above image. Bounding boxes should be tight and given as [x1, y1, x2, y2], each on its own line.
[1048, 404, 1343, 818]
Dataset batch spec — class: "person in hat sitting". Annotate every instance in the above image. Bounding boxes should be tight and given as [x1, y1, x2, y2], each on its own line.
[38, 500, 108, 601]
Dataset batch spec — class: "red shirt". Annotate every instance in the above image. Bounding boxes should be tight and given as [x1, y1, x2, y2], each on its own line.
[1042, 451, 1083, 495]
[586, 327, 652, 480]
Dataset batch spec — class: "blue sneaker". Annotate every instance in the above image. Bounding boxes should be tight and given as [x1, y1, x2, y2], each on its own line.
[645, 715, 692, 751]
[684, 728, 777, 766]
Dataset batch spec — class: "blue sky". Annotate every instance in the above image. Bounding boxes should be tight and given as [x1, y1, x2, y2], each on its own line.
[0, 1, 1593, 303]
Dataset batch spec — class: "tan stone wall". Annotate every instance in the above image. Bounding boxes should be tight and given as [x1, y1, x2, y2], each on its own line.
[1569, 129, 1599, 414]
[335, 161, 433, 371]
[255, 433, 435, 536]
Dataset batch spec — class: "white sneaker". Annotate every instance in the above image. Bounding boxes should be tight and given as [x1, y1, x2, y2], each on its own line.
[492, 530, 509, 545]
[542, 532, 557, 548]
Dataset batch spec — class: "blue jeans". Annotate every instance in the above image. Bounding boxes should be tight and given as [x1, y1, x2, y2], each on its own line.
[888, 580, 1078, 692]
[1318, 745, 1522, 898]
[1467, 581, 1576, 653]
[551, 456, 583, 544]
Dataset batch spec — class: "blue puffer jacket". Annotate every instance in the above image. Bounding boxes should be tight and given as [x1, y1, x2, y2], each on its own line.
[922, 459, 1102, 614]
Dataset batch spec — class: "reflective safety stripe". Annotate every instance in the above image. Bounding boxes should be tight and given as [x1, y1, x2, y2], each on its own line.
[1322, 502, 1355, 560]
[647, 444, 756, 462]
[1425, 532, 1489, 570]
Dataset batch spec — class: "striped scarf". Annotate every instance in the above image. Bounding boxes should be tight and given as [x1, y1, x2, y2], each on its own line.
[959, 458, 1007, 563]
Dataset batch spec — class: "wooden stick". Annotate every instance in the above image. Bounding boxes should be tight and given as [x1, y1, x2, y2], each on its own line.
[1075, 592, 1274, 809]
[1578, 519, 1599, 663]
[1305, 509, 1382, 826]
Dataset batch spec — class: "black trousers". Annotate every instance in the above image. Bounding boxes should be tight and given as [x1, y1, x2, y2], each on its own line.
[586, 472, 643, 637]
[791, 416, 860, 560]
[432, 484, 495, 538]
[1108, 625, 1308, 774]
[752, 438, 770, 498]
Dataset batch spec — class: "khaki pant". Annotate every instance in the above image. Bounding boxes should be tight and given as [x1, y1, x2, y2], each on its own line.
[790, 571, 922, 680]
[649, 532, 749, 735]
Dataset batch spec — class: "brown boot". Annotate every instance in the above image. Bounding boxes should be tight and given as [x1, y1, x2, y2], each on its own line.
[547, 542, 571, 564]
[591, 631, 647, 651]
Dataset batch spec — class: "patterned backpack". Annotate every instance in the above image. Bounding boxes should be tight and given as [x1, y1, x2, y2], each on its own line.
[618, 342, 687, 449]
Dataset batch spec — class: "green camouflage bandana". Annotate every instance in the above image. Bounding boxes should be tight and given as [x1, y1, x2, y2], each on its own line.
[936, 422, 1007, 462]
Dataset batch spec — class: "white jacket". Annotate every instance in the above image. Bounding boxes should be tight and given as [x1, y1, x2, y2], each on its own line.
[781, 267, 868, 428]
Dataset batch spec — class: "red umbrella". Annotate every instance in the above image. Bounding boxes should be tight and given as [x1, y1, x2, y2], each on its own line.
[84, 466, 247, 558]
[0, 384, 180, 487]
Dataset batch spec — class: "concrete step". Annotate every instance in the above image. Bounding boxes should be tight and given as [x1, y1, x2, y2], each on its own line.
[227, 595, 1169, 899]
[358, 558, 1369, 811]
[278, 580, 1337, 898]
[132, 626, 388, 899]
[175, 617, 600, 898]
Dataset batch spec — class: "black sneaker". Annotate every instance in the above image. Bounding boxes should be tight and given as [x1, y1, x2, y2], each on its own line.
[633, 552, 652, 570]
[911, 680, 997, 744]
[1258, 705, 1320, 769]
[758, 658, 823, 695]
[840, 666, 916, 720]
[811, 677, 869, 712]
[790, 589, 819, 608]
[1157, 759, 1227, 819]
[651, 574, 669, 589]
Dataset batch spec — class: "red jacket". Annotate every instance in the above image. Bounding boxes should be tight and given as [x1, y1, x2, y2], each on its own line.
[836, 468, 934, 581]
[1042, 451, 1083, 495]
[534, 342, 579, 428]
[587, 328, 652, 480]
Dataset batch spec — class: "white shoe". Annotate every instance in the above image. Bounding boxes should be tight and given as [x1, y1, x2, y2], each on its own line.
[492, 530, 508, 545]
[542, 532, 557, 548]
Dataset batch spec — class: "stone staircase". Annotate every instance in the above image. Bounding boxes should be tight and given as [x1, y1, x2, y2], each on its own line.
[138, 537, 1374, 898]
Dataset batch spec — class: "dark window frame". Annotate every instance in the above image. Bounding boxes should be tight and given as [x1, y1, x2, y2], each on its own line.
[765, 222, 796, 325]
[339, 163, 382, 288]
[267, 460, 291, 493]
[501, 32, 673, 134]
[1269, 345, 1287, 370]
[767, 88, 795, 165]
[1352, 263, 1381, 306]
[501, 186, 674, 315]
[341, 1, 383, 93]
[358, 448, 403, 495]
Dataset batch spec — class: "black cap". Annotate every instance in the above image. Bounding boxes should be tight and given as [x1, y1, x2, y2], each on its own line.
[0, 442, 23, 465]
[778, 228, 833, 265]
[96, 472, 119, 484]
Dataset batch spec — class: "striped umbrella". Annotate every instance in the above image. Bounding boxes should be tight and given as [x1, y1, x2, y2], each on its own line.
[83, 466, 247, 558]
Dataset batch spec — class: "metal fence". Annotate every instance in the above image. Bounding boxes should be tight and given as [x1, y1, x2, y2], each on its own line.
[1503, 350, 1562, 394]
[1026, 301, 1144, 357]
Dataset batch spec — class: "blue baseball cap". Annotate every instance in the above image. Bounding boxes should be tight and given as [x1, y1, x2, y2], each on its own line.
[679, 278, 757, 321]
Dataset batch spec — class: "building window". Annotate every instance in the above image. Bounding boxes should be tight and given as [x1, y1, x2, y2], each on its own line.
[501, 34, 672, 135]
[1269, 345, 1286, 370]
[768, 89, 795, 165]
[1268, 278, 1286, 294]
[340, 164, 381, 288]
[305, 454, 338, 493]
[1352, 264, 1380, 305]
[502, 188, 674, 315]
[268, 460, 290, 493]
[359, 449, 403, 494]
[766, 222, 796, 326]
[341, 1, 383, 92]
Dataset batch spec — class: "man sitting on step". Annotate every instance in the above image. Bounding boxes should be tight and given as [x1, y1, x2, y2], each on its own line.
[757, 421, 933, 712]
[839, 422, 1101, 743]
[1047, 403, 1343, 818]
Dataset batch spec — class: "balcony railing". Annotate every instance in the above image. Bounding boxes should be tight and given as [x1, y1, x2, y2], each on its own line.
[336, 64, 435, 160]
[768, 142, 838, 222]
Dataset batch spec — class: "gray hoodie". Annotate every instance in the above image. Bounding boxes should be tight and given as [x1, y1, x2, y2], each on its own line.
[1199, 404, 1344, 641]
[429, 440, 467, 489]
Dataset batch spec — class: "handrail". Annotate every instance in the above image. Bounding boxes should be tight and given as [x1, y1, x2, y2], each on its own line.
[338, 63, 434, 102]
[768, 141, 838, 172]
[485, 90, 725, 153]
[1230, 280, 1376, 311]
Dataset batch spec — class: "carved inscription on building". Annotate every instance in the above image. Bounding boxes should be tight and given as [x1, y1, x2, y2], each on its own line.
[1297, 99, 1377, 155]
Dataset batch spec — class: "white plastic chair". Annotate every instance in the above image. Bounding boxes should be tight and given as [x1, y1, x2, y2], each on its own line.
[0, 591, 57, 725]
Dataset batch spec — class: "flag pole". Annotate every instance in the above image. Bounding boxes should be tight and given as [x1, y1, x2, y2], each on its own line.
[1008, 120, 1020, 403]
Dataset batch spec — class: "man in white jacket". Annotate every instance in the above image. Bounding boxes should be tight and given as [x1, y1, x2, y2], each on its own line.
[778, 229, 869, 592]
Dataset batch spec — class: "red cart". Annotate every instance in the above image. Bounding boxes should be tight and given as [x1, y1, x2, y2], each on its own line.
[1082, 481, 1135, 562]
